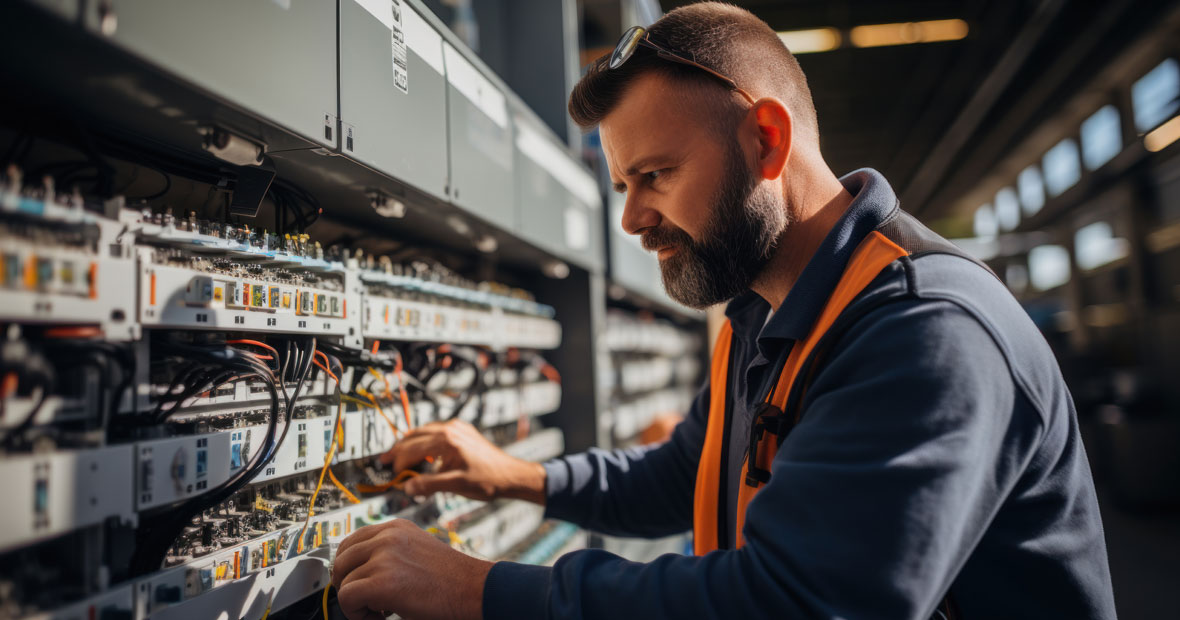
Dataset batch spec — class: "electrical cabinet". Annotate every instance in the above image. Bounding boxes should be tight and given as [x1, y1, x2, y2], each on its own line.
[83, 0, 339, 150]
[442, 40, 518, 231]
[514, 104, 606, 272]
[339, 0, 450, 201]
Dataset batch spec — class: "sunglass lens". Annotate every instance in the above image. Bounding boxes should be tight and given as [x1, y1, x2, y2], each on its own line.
[610, 26, 645, 70]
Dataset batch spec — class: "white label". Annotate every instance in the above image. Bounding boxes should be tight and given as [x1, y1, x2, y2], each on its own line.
[443, 43, 508, 129]
[515, 117, 601, 209]
[402, 3, 444, 74]
[565, 206, 590, 251]
[391, 0, 408, 93]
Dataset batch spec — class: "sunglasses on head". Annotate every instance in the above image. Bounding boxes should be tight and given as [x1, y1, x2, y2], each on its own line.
[609, 25, 756, 104]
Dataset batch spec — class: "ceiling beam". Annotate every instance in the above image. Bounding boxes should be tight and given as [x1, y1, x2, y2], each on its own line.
[898, 0, 1065, 215]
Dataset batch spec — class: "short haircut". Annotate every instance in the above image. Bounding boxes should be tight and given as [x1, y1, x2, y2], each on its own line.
[568, 2, 819, 143]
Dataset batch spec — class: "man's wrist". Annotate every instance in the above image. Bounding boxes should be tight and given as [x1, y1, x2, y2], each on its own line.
[499, 460, 547, 505]
[459, 557, 494, 620]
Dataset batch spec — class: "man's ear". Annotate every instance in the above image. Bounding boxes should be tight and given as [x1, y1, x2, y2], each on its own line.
[749, 98, 792, 181]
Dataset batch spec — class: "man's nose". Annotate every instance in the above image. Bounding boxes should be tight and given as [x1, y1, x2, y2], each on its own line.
[620, 194, 661, 236]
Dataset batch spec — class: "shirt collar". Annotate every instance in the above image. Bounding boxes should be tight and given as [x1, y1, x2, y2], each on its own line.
[725, 168, 900, 349]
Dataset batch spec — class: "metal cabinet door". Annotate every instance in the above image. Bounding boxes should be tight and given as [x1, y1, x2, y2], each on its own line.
[442, 42, 516, 231]
[339, 0, 449, 200]
[514, 110, 604, 272]
[86, 0, 337, 149]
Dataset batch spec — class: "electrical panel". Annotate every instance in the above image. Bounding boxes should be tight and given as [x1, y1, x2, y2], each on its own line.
[602, 310, 702, 448]
[0, 169, 578, 619]
[0, 0, 700, 617]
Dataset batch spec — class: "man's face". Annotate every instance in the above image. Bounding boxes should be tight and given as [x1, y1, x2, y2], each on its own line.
[601, 73, 787, 309]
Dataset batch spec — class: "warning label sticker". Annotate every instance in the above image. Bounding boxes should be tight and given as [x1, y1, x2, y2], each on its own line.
[391, 0, 408, 93]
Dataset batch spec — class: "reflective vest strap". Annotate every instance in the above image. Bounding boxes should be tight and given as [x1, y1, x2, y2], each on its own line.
[693, 232, 909, 555]
[692, 320, 734, 556]
[735, 231, 908, 549]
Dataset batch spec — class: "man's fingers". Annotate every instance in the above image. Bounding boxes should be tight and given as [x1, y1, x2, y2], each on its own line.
[333, 524, 386, 573]
[403, 469, 467, 496]
[391, 433, 456, 473]
[332, 536, 383, 589]
[336, 577, 388, 620]
[378, 422, 447, 465]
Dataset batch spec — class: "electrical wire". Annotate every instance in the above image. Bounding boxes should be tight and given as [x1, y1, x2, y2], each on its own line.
[130, 338, 316, 576]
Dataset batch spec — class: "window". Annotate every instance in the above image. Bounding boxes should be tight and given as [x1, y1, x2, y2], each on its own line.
[994, 187, 1020, 231]
[1074, 221, 1130, 270]
[1018, 166, 1045, 216]
[1042, 138, 1081, 197]
[1132, 58, 1180, 132]
[1081, 105, 1122, 169]
[1029, 245, 1071, 291]
[974, 204, 997, 239]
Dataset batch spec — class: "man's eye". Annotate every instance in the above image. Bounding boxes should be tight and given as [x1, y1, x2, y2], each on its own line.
[646, 169, 663, 181]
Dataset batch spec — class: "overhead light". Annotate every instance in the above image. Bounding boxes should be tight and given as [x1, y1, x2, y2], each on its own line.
[777, 27, 841, 54]
[849, 19, 968, 49]
[1145, 115, 1180, 152]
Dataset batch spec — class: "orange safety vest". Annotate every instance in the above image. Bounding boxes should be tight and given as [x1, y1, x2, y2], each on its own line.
[692, 229, 908, 553]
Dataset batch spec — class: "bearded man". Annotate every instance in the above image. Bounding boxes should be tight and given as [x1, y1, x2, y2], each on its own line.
[329, 4, 1117, 619]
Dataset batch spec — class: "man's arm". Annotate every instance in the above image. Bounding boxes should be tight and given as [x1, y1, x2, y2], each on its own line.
[378, 382, 710, 537]
[540, 384, 708, 536]
[482, 300, 1045, 619]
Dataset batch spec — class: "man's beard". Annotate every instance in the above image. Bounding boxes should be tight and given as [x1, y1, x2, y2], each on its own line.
[641, 143, 788, 309]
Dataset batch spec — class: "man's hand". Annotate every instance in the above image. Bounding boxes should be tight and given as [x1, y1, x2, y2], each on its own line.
[331, 519, 493, 620]
[379, 419, 546, 503]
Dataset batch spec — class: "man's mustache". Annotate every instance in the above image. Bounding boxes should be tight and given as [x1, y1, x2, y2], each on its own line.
[640, 225, 694, 252]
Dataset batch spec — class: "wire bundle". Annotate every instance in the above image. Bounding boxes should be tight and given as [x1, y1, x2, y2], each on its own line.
[130, 337, 316, 576]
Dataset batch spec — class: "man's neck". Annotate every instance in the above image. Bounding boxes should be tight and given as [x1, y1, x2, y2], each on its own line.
[750, 171, 854, 311]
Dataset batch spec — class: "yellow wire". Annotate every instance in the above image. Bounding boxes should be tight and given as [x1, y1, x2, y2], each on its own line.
[367, 367, 393, 400]
[300, 397, 343, 552]
[322, 583, 331, 619]
[340, 394, 376, 408]
[356, 469, 419, 493]
[327, 467, 361, 504]
[357, 386, 400, 437]
[260, 589, 274, 620]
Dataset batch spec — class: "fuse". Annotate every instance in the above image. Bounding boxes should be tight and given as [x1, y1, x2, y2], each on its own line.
[0, 253, 16, 287]
[225, 282, 246, 308]
[33, 256, 54, 289]
[268, 286, 280, 309]
[251, 283, 266, 308]
[315, 294, 327, 315]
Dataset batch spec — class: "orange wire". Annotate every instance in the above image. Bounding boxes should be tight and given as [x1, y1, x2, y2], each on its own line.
[43, 326, 103, 339]
[360, 388, 400, 438]
[227, 339, 280, 359]
[356, 469, 419, 493]
[327, 467, 361, 504]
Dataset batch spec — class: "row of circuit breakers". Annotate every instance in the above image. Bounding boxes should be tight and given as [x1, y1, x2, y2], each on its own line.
[0, 170, 581, 620]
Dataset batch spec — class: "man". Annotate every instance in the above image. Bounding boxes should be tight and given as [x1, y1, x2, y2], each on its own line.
[330, 4, 1117, 619]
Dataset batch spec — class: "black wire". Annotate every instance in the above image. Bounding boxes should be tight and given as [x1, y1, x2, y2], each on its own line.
[131, 343, 282, 576]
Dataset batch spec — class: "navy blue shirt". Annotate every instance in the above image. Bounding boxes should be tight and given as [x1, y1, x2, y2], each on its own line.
[484, 169, 1116, 619]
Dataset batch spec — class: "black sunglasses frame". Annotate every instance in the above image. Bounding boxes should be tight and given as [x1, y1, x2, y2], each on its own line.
[608, 26, 756, 104]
